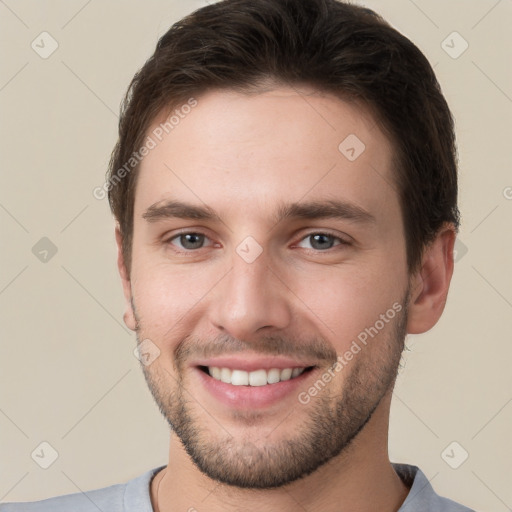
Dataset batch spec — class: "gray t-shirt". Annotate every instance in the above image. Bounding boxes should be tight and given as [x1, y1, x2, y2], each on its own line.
[0, 463, 476, 511]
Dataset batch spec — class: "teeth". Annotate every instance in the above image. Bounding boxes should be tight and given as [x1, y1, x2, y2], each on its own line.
[267, 368, 281, 384]
[220, 367, 231, 384]
[291, 368, 302, 378]
[231, 370, 249, 386]
[280, 368, 292, 380]
[207, 366, 307, 386]
[249, 369, 267, 387]
[210, 367, 221, 380]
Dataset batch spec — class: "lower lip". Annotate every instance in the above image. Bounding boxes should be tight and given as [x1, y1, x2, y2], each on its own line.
[194, 367, 316, 409]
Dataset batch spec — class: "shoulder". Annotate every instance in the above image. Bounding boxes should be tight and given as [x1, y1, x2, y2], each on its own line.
[0, 483, 126, 512]
[394, 463, 477, 512]
[0, 465, 165, 512]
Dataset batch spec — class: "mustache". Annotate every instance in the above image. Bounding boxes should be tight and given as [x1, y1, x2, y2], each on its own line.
[174, 333, 338, 369]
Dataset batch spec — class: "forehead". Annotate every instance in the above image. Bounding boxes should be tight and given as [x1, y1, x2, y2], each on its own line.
[134, 87, 398, 226]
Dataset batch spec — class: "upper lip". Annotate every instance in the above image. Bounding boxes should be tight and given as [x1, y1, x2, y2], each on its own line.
[192, 356, 316, 372]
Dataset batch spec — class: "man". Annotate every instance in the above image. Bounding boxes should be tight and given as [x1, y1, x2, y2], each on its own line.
[1, 0, 477, 510]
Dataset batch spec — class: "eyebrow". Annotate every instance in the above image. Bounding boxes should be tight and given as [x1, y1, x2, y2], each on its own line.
[142, 198, 376, 226]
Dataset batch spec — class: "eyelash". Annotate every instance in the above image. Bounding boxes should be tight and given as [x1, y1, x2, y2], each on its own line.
[164, 230, 351, 254]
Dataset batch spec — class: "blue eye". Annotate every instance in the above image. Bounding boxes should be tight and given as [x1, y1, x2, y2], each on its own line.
[297, 233, 349, 251]
[165, 231, 350, 254]
[168, 232, 213, 251]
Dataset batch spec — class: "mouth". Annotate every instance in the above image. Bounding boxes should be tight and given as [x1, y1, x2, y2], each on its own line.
[192, 357, 319, 409]
[198, 365, 315, 386]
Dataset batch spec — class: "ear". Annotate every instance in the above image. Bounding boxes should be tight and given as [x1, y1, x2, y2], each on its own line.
[115, 225, 137, 331]
[406, 223, 456, 334]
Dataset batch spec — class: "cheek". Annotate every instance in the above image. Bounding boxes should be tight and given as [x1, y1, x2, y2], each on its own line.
[130, 260, 216, 342]
[292, 262, 406, 353]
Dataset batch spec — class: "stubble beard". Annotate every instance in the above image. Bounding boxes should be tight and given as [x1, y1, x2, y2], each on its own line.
[135, 291, 409, 489]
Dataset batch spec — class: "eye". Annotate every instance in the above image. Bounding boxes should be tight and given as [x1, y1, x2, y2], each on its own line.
[296, 232, 350, 251]
[164, 231, 351, 254]
[166, 232, 215, 252]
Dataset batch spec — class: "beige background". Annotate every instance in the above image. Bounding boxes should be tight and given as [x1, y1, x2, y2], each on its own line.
[0, 0, 511, 510]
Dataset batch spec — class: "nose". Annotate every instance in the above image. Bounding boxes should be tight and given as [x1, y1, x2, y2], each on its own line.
[208, 248, 292, 342]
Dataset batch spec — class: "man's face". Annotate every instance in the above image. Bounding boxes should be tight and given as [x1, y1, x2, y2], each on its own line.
[123, 87, 411, 488]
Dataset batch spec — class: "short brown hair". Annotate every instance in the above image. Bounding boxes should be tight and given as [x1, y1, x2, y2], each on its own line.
[107, 0, 460, 276]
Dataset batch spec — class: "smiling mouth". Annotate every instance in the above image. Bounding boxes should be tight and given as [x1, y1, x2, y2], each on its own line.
[198, 365, 315, 386]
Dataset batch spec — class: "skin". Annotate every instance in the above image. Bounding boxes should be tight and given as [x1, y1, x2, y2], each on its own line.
[115, 86, 456, 511]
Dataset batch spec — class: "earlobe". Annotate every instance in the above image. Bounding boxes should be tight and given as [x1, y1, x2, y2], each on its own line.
[115, 225, 137, 332]
[406, 224, 456, 335]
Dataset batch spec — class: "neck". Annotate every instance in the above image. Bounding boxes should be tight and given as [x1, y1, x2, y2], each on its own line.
[151, 394, 409, 512]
